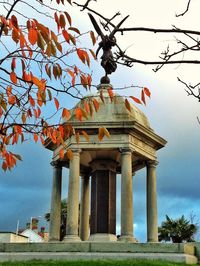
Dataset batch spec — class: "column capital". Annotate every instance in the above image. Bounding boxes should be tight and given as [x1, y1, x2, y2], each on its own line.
[50, 160, 62, 168]
[146, 160, 159, 168]
[119, 148, 133, 154]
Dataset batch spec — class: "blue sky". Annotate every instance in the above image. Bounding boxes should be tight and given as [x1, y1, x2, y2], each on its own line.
[0, 0, 200, 242]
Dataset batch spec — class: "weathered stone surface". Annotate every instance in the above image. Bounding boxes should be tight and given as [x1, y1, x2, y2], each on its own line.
[0, 252, 197, 264]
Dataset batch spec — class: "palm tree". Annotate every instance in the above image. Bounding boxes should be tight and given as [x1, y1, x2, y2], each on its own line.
[158, 215, 198, 243]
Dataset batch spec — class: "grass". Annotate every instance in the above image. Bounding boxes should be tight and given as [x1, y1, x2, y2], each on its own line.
[0, 260, 197, 266]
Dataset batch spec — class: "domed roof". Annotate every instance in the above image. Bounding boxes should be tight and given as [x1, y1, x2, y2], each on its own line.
[69, 84, 151, 129]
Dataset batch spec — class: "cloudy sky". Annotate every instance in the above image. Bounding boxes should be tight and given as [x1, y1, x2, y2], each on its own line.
[0, 0, 200, 242]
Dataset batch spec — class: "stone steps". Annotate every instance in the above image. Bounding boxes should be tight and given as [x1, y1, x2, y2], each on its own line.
[0, 242, 198, 264]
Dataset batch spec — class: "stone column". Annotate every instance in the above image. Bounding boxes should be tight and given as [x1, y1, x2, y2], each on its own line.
[49, 161, 62, 242]
[146, 160, 158, 242]
[119, 148, 135, 242]
[79, 173, 90, 241]
[63, 149, 81, 242]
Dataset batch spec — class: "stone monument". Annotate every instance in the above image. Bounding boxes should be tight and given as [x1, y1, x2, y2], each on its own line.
[45, 13, 167, 243]
[45, 84, 167, 242]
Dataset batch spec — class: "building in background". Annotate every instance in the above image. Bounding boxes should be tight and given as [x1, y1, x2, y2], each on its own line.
[0, 232, 28, 243]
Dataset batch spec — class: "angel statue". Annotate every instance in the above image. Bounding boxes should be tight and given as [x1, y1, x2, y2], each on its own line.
[88, 13, 129, 83]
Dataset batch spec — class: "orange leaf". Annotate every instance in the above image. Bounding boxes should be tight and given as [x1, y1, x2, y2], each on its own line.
[29, 95, 35, 107]
[62, 29, 70, 43]
[93, 98, 100, 112]
[108, 88, 114, 102]
[129, 96, 142, 104]
[75, 107, 82, 121]
[125, 99, 131, 112]
[28, 28, 38, 45]
[67, 149, 73, 160]
[59, 148, 65, 159]
[98, 127, 110, 141]
[144, 87, 151, 98]
[62, 108, 70, 119]
[82, 130, 90, 142]
[8, 95, 16, 105]
[33, 133, 38, 142]
[10, 71, 17, 84]
[141, 90, 146, 105]
[54, 97, 59, 110]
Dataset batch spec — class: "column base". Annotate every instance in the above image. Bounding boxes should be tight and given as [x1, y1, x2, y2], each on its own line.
[63, 235, 81, 242]
[147, 239, 158, 243]
[89, 233, 117, 242]
[48, 239, 60, 243]
[118, 235, 138, 243]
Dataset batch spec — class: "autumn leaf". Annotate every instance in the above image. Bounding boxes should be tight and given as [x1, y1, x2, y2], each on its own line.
[59, 148, 65, 159]
[75, 107, 83, 121]
[62, 108, 70, 119]
[59, 14, 66, 29]
[11, 58, 16, 71]
[125, 99, 131, 112]
[141, 89, 146, 105]
[28, 28, 38, 45]
[33, 133, 38, 142]
[62, 29, 70, 43]
[98, 127, 110, 141]
[108, 88, 114, 102]
[54, 97, 59, 110]
[67, 149, 73, 160]
[93, 98, 100, 112]
[90, 31, 96, 45]
[82, 130, 90, 142]
[64, 12, 72, 26]
[129, 96, 142, 104]
[68, 27, 80, 35]
[144, 87, 151, 98]
[10, 71, 17, 84]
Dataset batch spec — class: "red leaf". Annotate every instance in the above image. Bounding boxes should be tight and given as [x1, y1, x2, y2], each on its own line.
[62, 108, 70, 119]
[33, 133, 38, 142]
[54, 97, 60, 110]
[28, 28, 38, 45]
[82, 130, 90, 142]
[11, 58, 16, 71]
[64, 12, 72, 26]
[10, 71, 17, 84]
[108, 88, 114, 101]
[59, 148, 65, 159]
[141, 90, 146, 105]
[90, 31, 96, 45]
[93, 98, 100, 112]
[62, 29, 70, 43]
[144, 87, 151, 98]
[125, 99, 131, 112]
[75, 107, 82, 121]
[129, 96, 142, 104]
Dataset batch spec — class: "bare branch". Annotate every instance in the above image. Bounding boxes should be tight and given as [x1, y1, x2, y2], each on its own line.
[176, 0, 192, 17]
